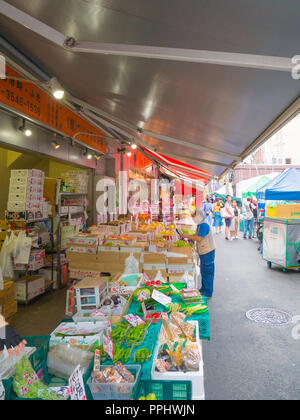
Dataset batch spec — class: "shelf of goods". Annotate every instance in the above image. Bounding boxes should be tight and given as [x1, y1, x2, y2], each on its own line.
[55, 173, 88, 289]
[3, 168, 56, 305]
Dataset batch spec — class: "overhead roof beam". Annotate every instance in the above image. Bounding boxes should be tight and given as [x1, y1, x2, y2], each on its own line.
[0, 0, 293, 72]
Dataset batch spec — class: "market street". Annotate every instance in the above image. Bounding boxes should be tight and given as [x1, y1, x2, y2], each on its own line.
[203, 233, 300, 400]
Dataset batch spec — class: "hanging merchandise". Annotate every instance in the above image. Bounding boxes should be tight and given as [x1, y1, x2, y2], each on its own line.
[14, 231, 32, 265]
[0, 233, 16, 278]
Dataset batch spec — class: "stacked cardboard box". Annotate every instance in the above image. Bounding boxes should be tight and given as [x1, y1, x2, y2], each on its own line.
[0, 219, 9, 251]
[14, 275, 45, 303]
[66, 232, 100, 254]
[0, 280, 18, 322]
[14, 249, 46, 271]
[7, 169, 45, 222]
[67, 250, 142, 279]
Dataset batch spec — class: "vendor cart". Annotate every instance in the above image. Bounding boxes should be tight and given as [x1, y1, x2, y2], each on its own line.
[263, 217, 300, 271]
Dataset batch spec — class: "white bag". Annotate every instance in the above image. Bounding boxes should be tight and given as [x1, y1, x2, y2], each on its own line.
[124, 253, 139, 274]
[154, 270, 166, 283]
[0, 233, 15, 279]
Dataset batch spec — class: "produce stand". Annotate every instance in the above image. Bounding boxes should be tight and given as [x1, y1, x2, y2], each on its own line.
[1, 219, 210, 401]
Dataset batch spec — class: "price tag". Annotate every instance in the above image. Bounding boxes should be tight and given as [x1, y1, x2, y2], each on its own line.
[105, 320, 112, 335]
[90, 309, 107, 320]
[142, 272, 150, 283]
[103, 334, 114, 360]
[170, 284, 180, 292]
[69, 365, 87, 401]
[152, 289, 172, 307]
[124, 314, 145, 326]
[137, 291, 151, 302]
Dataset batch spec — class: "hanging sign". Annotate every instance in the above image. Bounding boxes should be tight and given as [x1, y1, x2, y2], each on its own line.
[0, 66, 106, 153]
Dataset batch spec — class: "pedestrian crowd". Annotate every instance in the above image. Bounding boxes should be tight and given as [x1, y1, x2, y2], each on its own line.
[202, 194, 258, 241]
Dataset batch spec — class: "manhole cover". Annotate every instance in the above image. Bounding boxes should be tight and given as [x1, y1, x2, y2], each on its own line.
[246, 308, 292, 326]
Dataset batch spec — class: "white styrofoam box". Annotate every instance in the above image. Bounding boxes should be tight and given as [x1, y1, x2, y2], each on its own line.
[9, 184, 43, 195]
[9, 176, 44, 187]
[7, 201, 43, 212]
[10, 169, 44, 178]
[8, 192, 43, 203]
[14, 276, 45, 302]
[151, 321, 205, 400]
[50, 321, 105, 348]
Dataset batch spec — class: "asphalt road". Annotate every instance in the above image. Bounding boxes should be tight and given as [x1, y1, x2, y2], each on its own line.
[202, 233, 300, 400]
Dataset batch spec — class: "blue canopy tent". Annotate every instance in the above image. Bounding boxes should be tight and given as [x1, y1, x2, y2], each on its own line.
[256, 168, 300, 201]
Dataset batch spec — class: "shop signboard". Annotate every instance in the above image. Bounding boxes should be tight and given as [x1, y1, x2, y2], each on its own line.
[0, 66, 106, 153]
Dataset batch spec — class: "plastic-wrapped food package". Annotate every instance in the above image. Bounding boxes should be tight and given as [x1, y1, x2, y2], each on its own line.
[47, 343, 93, 380]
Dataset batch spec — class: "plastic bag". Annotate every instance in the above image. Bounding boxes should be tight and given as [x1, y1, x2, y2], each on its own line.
[154, 270, 166, 283]
[181, 342, 201, 371]
[123, 253, 139, 274]
[0, 234, 15, 278]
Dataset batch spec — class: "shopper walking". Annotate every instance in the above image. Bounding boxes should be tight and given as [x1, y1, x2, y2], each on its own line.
[243, 197, 255, 239]
[222, 195, 234, 240]
[252, 198, 259, 238]
[212, 198, 223, 234]
[203, 197, 213, 225]
[180, 209, 215, 298]
[230, 200, 241, 240]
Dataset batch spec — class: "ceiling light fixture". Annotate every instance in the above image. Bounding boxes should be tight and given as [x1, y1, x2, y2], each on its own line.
[19, 118, 32, 136]
[51, 141, 60, 150]
[127, 151, 132, 157]
[131, 143, 137, 149]
[49, 77, 65, 100]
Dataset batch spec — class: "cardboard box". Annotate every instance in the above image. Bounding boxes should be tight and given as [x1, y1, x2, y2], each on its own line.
[67, 245, 98, 254]
[143, 269, 168, 282]
[14, 275, 45, 302]
[2, 300, 18, 319]
[168, 247, 194, 258]
[276, 204, 300, 219]
[143, 252, 166, 270]
[0, 281, 14, 306]
[67, 233, 99, 246]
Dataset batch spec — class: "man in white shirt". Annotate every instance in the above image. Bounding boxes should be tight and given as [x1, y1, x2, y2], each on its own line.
[243, 197, 255, 239]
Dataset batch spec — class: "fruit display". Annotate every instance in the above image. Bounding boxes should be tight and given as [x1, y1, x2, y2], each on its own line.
[173, 240, 192, 248]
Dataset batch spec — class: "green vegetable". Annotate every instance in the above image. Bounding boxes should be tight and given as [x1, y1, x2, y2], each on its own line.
[13, 357, 64, 400]
[133, 348, 151, 363]
[126, 324, 148, 346]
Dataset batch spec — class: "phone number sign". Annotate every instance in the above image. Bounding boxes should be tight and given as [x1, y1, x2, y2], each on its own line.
[0, 66, 106, 153]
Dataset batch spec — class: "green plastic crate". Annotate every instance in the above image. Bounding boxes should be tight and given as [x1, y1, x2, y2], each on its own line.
[133, 380, 192, 400]
[2, 378, 13, 400]
[23, 335, 50, 370]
